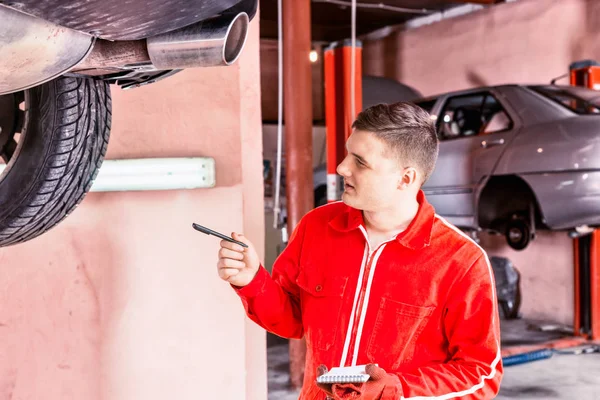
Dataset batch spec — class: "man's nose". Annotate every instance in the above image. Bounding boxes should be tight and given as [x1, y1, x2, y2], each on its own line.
[336, 159, 350, 177]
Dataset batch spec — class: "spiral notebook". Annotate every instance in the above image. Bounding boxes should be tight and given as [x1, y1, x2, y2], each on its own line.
[316, 365, 371, 384]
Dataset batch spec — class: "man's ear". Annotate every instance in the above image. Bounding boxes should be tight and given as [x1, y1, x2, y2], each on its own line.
[398, 167, 418, 189]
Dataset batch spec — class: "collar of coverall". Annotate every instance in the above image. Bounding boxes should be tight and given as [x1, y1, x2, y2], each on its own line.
[328, 190, 435, 250]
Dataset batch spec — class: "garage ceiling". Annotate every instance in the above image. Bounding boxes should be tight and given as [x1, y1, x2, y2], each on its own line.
[259, 0, 505, 42]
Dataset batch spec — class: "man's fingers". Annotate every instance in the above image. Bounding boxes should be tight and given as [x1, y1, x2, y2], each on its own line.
[365, 364, 387, 380]
[232, 232, 249, 246]
[220, 239, 246, 253]
[219, 247, 244, 261]
[218, 258, 245, 269]
[317, 364, 328, 377]
[218, 267, 240, 280]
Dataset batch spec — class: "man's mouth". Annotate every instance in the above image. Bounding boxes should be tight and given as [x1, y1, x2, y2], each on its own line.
[344, 182, 355, 190]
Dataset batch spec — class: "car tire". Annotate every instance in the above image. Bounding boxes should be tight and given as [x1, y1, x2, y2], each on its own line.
[500, 298, 521, 320]
[314, 185, 327, 208]
[0, 76, 111, 247]
[505, 217, 531, 251]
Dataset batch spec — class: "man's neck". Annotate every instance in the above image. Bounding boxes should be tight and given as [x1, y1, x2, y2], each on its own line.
[363, 196, 420, 236]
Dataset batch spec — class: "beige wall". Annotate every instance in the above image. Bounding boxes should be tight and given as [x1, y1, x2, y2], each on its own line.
[360, 0, 598, 326]
[0, 16, 265, 400]
[363, 0, 600, 96]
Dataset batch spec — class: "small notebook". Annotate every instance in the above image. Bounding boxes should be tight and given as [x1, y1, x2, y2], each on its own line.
[316, 365, 371, 384]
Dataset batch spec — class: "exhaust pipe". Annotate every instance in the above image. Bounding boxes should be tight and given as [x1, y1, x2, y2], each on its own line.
[146, 12, 250, 69]
[70, 11, 250, 78]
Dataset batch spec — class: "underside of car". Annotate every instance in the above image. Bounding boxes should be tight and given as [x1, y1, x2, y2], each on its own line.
[0, 0, 257, 246]
[0, 0, 257, 93]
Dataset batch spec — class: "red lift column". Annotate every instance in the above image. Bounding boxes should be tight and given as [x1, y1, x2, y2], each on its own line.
[570, 60, 600, 341]
[324, 40, 362, 202]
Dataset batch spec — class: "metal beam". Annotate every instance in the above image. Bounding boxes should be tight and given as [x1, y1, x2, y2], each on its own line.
[283, 0, 314, 389]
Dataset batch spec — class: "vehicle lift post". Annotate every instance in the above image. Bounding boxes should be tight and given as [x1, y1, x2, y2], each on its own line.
[324, 40, 363, 202]
[570, 60, 600, 340]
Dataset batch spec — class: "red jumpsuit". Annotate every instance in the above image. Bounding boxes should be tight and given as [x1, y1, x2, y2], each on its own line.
[236, 192, 503, 399]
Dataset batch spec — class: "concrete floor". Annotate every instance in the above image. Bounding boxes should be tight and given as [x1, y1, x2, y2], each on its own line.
[267, 319, 600, 400]
[496, 353, 600, 399]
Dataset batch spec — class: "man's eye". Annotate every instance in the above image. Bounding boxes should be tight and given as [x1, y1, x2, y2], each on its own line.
[355, 158, 365, 167]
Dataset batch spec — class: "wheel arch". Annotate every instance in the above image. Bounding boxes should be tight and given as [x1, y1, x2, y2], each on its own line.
[477, 174, 546, 233]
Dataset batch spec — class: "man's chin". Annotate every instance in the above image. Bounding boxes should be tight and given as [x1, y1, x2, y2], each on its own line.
[341, 191, 357, 207]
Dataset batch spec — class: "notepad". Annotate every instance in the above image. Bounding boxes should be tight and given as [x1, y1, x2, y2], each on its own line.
[316, 365, 372, 384]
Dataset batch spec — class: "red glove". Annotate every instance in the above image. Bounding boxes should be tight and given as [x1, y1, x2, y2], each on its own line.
[316, 364, 401, 400]
[316, 365, 335, 399]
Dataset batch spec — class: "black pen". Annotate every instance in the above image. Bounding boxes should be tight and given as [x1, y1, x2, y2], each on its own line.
[192, 223, 248, 248]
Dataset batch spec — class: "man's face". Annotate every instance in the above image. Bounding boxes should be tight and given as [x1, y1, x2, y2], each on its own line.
[336, 130, 409, 212]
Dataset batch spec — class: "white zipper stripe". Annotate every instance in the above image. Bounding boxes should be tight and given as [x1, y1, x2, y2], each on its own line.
[339, 244, 369, 367]
[351, 244, 386, 366]
[358, 226, 371, 253]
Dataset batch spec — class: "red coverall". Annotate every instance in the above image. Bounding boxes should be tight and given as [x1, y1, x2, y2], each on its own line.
[235, 191, 503, 399]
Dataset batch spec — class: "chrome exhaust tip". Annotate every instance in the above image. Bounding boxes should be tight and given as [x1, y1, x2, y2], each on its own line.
[147, 12, 250, 69]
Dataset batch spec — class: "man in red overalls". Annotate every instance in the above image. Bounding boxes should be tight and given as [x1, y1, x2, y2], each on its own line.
[216, 102, 503, 399]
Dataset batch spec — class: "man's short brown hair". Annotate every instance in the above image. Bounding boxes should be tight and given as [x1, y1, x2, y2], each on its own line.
[352, 102, 439, 184]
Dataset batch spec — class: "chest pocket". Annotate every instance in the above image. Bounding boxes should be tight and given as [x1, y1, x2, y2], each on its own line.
[296, 268, 347, 351]
[367, 297, 435, 370]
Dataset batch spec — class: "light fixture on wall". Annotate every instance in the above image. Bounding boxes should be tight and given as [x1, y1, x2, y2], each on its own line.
[309, 47, 318, 63]
[0, 157, 216, 192]
[91, 157, 216, 192]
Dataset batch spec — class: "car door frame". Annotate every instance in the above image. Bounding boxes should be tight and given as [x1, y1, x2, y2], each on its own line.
[423, 87, 524, 229]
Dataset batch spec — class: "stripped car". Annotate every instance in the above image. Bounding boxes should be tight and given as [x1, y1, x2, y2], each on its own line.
[415, 84, 600, 250]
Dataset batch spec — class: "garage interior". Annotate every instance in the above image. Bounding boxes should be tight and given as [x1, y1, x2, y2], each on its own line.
[263, 0, 600, 398]
[1, 0, 600, 399]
